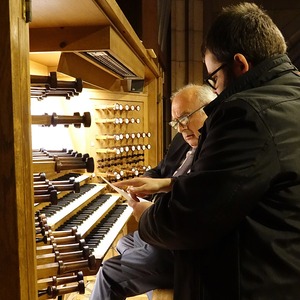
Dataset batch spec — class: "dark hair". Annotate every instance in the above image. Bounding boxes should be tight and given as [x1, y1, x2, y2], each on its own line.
[202, 2, 287, 66]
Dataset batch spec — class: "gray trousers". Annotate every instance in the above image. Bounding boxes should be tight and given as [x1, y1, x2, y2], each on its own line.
[89, 231, 174, 300]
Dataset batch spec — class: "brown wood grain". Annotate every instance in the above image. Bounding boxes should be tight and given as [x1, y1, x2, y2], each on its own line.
[0, 0, 36, 299]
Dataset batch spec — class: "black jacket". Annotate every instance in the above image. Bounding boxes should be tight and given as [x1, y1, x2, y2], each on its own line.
[143, 133, 191, 202]
[139, 54, 300, 300]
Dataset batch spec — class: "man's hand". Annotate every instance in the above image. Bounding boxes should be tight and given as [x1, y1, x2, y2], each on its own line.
[114, 177, 173, 200]
[127, 199, 153, 222]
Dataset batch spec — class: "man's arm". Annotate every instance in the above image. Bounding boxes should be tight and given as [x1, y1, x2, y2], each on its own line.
[114, 177, 174, 198]
[138, 101, 277, 250]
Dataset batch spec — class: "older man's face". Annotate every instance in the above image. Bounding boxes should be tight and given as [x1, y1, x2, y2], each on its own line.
[171, 94, 207, 148]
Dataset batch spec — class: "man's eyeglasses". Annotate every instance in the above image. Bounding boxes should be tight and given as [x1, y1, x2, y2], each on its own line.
[205, 63, 227, 89]
[169, 106, 205, 130]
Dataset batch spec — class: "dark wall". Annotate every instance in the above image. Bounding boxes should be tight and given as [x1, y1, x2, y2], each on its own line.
[116, 0, 143, 39]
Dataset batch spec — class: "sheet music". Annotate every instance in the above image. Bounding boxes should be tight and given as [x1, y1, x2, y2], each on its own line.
[100, 176, 149, 203]
[100, 176, 134, 201]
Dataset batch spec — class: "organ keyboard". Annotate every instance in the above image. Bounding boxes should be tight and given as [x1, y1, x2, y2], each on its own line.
[56, 194, 133, 259]
[35, 169, 134, 299]
[86, 204, 133, 260]
[71, 194, 124, 236]
[37, 173, 133, 259]
[43, 183, 106, 229]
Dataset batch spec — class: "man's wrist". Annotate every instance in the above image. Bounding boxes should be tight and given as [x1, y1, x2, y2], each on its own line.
[160, 177, 176, 192]
[170, 177, 177, 188]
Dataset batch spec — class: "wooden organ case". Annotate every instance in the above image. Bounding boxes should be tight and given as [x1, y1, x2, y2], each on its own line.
[1, 0, 163, 300]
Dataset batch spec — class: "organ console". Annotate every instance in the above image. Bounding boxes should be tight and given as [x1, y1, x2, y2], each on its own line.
[2, 1, 164, 299]
[29, 86, 154, 297]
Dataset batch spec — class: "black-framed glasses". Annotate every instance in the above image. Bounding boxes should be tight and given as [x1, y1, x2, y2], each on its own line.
[205, 63, 227, 89]
[169, 105, 205, 130]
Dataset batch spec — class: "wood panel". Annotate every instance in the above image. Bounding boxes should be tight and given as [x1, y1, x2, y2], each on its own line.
[0, 1, 36, 300]
[30, 0, 108, 28]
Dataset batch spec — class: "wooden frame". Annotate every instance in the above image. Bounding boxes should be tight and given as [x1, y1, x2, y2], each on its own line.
[0, 0, 36, 299]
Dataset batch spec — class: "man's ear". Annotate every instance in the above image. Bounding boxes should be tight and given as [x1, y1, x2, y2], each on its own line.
[232, 53, 250, 76]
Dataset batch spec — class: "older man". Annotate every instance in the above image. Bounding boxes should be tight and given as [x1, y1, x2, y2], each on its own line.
[90, 84, 215, 300]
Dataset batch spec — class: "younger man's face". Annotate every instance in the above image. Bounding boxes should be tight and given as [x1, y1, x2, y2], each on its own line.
[204, 50, 230, 95]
